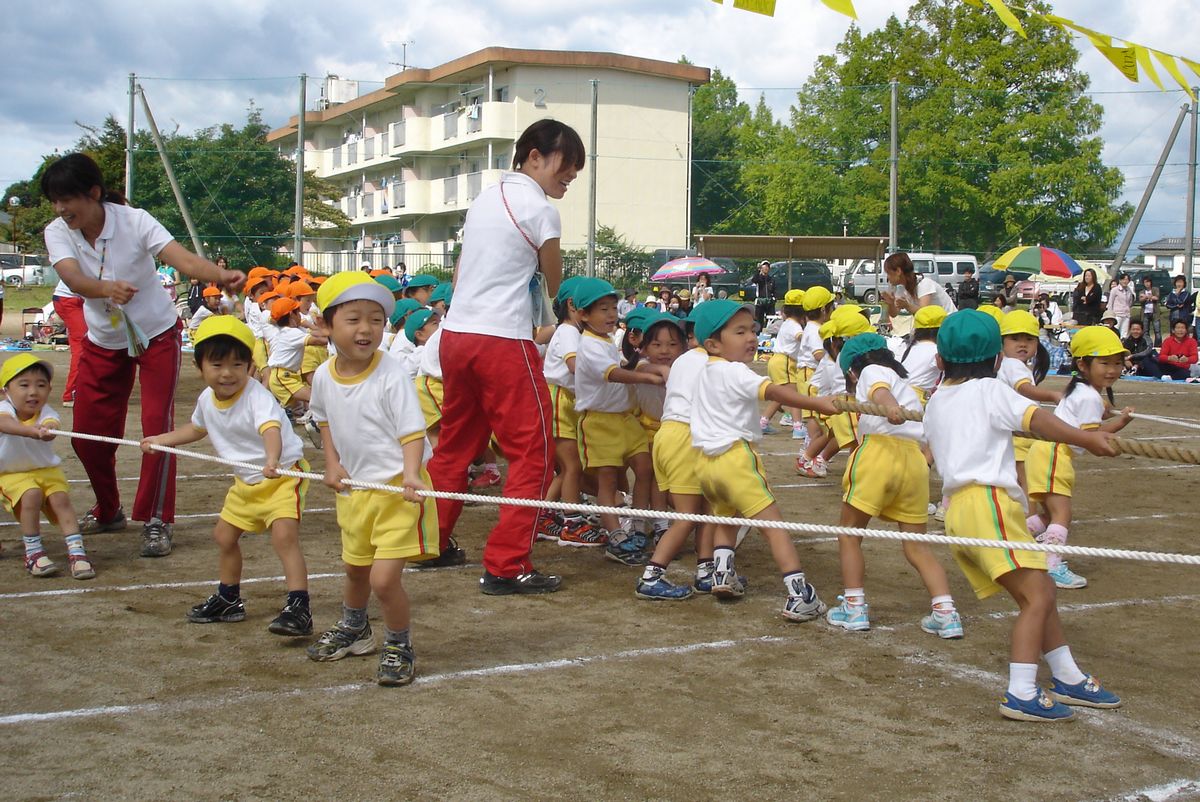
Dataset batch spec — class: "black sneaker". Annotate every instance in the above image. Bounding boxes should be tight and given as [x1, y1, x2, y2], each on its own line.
[268, 598, 313, 636]
[411, 537, 467, 569]
[377, 642, 417, 686]
[306, 621, 376, 662]
[140, 519, 173, 558]
[79, 507, 127, 535]
[479, 569, 562, 596]
[187, 593, 246, 624]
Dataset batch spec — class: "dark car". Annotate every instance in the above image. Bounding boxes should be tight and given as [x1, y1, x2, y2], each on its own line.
[1118, 265, 1173, 303]
[977, 266, 1033, 303]
[767, 260, 834, 293]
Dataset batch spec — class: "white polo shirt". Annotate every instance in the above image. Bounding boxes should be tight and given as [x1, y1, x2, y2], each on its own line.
[691, 357, 769, 456]
[443, 172, 559, 341]
[901, 340, 941, 393]
[267, 326, 309, 371]
[856, 364, 924, 441]
[188, 304, 215, 331]
[796, 321, 823, 369]
[810, 354, 846, 396]
[574, 330, 631, 413]
[772, 318, 802, 360]
[52, 279, 79, 300]
[418, 328, 443, 380]
[893, 277, 957, 314]
[44, 202, 178, 350]
[244, 297, 267, 338]
[1054, 383, 1105, 454]
[190, 381, 304, 485]
[309, 351, 431, 485]
[925, 378, 1036, 502]
[544, 323, 581, 391]
[0, 401, 61, 472]
[997, 356, 1034, 392]
[660, 347, 709, 425]
[635, 383, 665, 422]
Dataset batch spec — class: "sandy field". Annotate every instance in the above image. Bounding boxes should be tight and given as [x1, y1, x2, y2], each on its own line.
[0, 349, 1197, 801]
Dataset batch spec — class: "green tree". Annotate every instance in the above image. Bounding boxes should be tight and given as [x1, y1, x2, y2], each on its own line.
[689, 68, 753, 234]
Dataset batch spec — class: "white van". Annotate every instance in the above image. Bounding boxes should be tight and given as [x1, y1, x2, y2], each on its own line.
[842, 253, 978, 303]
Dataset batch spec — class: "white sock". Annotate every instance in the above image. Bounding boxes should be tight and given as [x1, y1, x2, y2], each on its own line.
[1007, 662, 1040, 700]
[713, 547, 735, 574]
[843, 587, 865, 605]
[1044, 645, 1087, 685]
[930, 594, 955, 612]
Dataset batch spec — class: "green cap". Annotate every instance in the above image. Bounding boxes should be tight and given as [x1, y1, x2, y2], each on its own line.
[556, 276, 585, 305]
[404, 308, 436, 342]
[838, 332, 888, 374]
[643, 311, 684, 336]
[623, 307, 657, 331]
[937, 309, 1002, 364]
[691, 299, 747, 343]
[389, 298, 424, 328]
[430, 283, 452, 306]
[572, 277, 618, 310]
[405, 274, 439, 289]
[374, 274, 403, 294]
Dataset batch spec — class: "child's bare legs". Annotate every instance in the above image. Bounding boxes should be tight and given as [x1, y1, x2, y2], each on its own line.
[836, 503, 869, 590]
[213, 519, 245, 586]
[711, 503, 824, 618]
[595, 466, 621, 533]
[17, 488, 42, 536]
[1039, 493, 1079, 580]
[761, 399, 782, 422]
[647, 493, 702, 566]
[292, 386, 311, 403]
[898, 523, 952, 600]
[1043, 493, 1071, 527]
[556, 440, 583, 502]
[743, 503, 803, 574]
[820, 438, 840, 462]
[1015, 461, 1028, 497]
[803, 427, 832, 461]
[370, 558, 410, 634]
[629, 452, 653, 520]
[426, 425, 439, 451]
[269, 518, 308, 593]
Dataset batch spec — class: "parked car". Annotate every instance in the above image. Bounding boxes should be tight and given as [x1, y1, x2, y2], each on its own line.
[842, 259, 886, 303]
[842, 253, 978, 303]
[977, 266, 1034, 303]
[1117, 265, 1173, 303]
[0, 253, 52, 287]
[767, 260, 834, 293]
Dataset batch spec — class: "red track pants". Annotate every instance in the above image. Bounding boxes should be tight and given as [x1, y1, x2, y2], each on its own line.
[72, 322, 181, 524]
[52, 295, 87, 403]
[428, 331, 554, 577]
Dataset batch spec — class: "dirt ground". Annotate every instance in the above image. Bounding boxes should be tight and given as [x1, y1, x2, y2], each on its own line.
[0, 350, 1198, 802]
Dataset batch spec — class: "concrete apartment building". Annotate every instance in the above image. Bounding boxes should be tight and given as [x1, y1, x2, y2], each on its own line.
[267, 48, 710, 273]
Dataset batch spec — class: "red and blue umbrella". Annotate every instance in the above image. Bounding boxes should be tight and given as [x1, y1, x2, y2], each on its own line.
[993, 246, 1083, 279]
[650, 256, 727, 282]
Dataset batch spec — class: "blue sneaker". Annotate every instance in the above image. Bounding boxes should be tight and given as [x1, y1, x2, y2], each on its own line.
[761, 422, 778, 435]
[999, 690, 1075, 722]
[635, 576, 694, 601]
[1048, 563, 1087, 589]
[1048, 675, 1121, 708]
[920, 609, 964, 639]
[605, 531, 650, 566]
[694, 571, 747, 594]
[826, 597, 870, 631]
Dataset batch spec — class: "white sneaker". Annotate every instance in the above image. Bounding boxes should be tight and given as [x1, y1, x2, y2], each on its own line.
[933, 503, 947, 522]
[811, 456, 828, 478]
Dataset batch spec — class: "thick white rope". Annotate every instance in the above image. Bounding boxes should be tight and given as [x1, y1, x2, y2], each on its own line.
[50, 429, 1200, 567]
[1129, 411, 1200, 432]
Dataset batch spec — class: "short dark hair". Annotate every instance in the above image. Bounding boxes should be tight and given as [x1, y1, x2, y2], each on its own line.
[942, 358, 997, 381]
[1175, 275, 1187, 285]
[193, 335, 252, 368]
[40, 153, 126, 204]
[5, 362, 52, 387]
[512, 119, 586, 171]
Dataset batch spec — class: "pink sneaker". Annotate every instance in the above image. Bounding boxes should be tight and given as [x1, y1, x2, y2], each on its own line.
[469, 466, 502, 490]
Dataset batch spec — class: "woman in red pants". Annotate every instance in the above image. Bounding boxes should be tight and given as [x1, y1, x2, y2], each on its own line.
[51, 281, 86, 406]
[424, 120, 584, 595]
[42, 153, 244, 558]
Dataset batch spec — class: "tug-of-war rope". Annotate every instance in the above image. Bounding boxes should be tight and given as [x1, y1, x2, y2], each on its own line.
[49, 426, 1200, 568]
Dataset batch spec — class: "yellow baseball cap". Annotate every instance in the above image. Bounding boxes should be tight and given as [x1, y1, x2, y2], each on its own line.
[783, 288, 806, 306]
[801, 286, 834, 312]
[1069, 326, 1128, 359]
[914, 306, 948, 329]
[1000, 309, 1040, 338]
[976, 305, 1004, 325]
[192, 315, 255, 353]
[316, 271, 395, 318]
[827, 305, 872, 338]
[0, 354, 52, 388]
[818, 320, 838, 340]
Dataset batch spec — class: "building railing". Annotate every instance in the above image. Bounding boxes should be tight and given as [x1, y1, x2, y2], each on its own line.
[443, 112, 456, 140]
[466, 171, 482, 201]
[347, 142, 358, 166]
[332, 148, 342, 169]
[465, 103, 483, 134]
[363, 193, 374, 217]
[392, 182, 406, 209]
[392, 120, 406, 147]
[364, 137, 375, 161]
[443, 176, 458, 205]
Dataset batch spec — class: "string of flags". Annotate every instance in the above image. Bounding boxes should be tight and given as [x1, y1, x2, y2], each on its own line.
[710, 0, 1199, 100]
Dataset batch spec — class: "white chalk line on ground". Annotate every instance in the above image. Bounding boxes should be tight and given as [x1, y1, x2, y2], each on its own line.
[0, 635, 787, 727]
[1108, 778, 1200, 801]
[67, 472, 234, 484]
[0, 506, 337, 530]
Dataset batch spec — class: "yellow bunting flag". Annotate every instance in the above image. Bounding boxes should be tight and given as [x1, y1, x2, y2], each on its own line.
[1132, 44, 1165, 90]
[984, 0, 1026, 38]
[820, 0, 858, 19]
[1094, 41, 1139, 83]
[1153, 51, 1197, 101]
[732, 0, 776, 15]
[1183, 58, 1200, 81]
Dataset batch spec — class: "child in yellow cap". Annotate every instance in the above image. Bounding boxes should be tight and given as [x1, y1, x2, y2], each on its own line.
[1023, 326, 1133, 590]
[794, 286, 837, 452]
[900, 305, 946, 404]
[997, 309, 1061, 499]
[0, 355, 93, 579]
[797, 306, 870, 475]
[759, 288, 806, 435]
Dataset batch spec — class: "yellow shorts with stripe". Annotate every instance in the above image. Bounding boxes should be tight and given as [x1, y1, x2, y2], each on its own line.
[252, 338, 268, 370]
[652, 420, 701, 495]
[695, 441, 775, 518]
[913, 386, 929, 407]
[548, 385, 578, 441]
[842, 434, 929, 524]
[578, 410, 648, 470]
[946, 484, 1047, 599]
[336, 468, 439, 566]
[1024, 440, 1075, 499]
[0, 466, 70, 524]
[638, 412, 661, 447]
[219, 459, 310, 533]
[302, 345, 328, 375]
[766, 352, 797, 386]
[794, 366, 819, 419]
[828, 411, 860, 450]
[417, 375, 444, 428]
[1012, 435, 1034, 463]
[267, 367, 305, 405]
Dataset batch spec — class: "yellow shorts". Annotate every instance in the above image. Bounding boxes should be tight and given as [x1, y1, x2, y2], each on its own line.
[267, 367, 305, 405]
[652, 420, 701, 495]
[695, 441, 775, 518]
[1012, 435, 1034, 463]
[0, 466, 70, 524]
[302, 344, 328, 375]
[638, 412, 661, 447]
[220, 460, 310, 533]
[795, 366, 819, 419]
[578, 410, 648, 470]
[766, 352, 797, 386]
[828, 410, 860, 450]
[1024, 440, 1074, 499]
[842, 434, 929, 524]
[335, 468, 440, 566]
[913, 386, 929, 407]
[253, 338, 268, 370]
[548, 385, 578, 441]
[417, 375, 444, 428]
[946, 484, 1047, 599]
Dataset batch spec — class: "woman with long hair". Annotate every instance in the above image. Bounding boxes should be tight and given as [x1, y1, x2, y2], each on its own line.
[880, 252, 956, 316]
[1072, 268, 1102, 326]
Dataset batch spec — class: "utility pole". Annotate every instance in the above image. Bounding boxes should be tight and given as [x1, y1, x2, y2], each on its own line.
[888, 80, 898, 254]
[294, 74, 307, 265]
[587, 78, 598, 277]
[1186, 89, 1198, 283]
[684, 84, 695, 250]
[137, 85, 206, 259]
[126, 73, 136, 202]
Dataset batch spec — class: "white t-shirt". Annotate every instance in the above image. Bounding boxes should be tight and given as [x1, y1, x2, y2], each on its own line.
[267, 326, 309, 371]
[691, 358, 769, 456]
[190, 381, 304, 485]
[0, 401, 61, 472]
[52, 280, 79, 300]
[309, 351, 432, 484]
[418, 328, 443, 380]
[574, 330, 631, 413]
[901, 340, 941, 393]
[810, 355, 846, 396]
[544, 323, 581, 390]
[1054, 383, 1105, 454]
[893, 276, 957, 314]
[444, 172, 559, 341]
[856, 363, 924, 441]
[399, 345, 423, 379]
[388, 329, 414, 358]
[661, 347, 709, 425]
[925, 378, 1036, 502]
[219, 293, 239, 317]
[772, 318, 802, 360]
[188, 304, 215, 331]
[634, 382, 666, 422]
[44, 203, 179, 350]
[244, 297, 266, 338]
[996, 356, 1034, 392]
[796, 321, 823, 369]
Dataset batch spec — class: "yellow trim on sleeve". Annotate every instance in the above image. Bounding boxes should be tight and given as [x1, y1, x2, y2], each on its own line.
[317, 421, 330, 428]
[603, 365, 617, 380]
[1014, 378, 1032, 390]
[1020, 405, 1037, 432]
[398, 432, 425, 446]
[258, 421, 281, 434]
[1081, 423, 1100, 431]
[563, 352, 577, 361]
[758, 379, 771, 400]
[868, 381, 891, 397]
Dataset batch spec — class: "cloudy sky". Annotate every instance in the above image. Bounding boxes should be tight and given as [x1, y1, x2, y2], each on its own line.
[5, 0, 1198, 249]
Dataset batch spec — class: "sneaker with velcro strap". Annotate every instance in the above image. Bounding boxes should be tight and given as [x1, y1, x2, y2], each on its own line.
[605, 531, 650, 565]
[268, 598, 313, 637]
[635, 575, 694, 601]
[920, 609, 964, 639]
[709, 570, 746, 599]
[187, 593, 246, 624]
[999, 690, 1075, 722]
[307, 621, 376, 661]
[479, 569, 563, 596]
[1047, 675, 1121, 708]
[826, 597, 870, 631]
[1048, 563, 1087, 589]
[377, 642, 417, 687]
[558, 517, 607, 548]
[24, 551, 59, 578]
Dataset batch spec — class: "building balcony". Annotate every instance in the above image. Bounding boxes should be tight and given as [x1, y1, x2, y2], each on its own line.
[337, 169, 502, 222]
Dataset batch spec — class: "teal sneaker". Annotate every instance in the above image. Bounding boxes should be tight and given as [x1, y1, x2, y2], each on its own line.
[920, 609, 964, 639]
[999, 690, 1075, 722]
[635, 576, 694, 601]
[1048, 563, 1087, 589]
[826, 597, 870, 631]
[1048, 675, 1121, 708]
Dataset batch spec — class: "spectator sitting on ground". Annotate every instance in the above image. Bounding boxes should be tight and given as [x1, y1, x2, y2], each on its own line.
[1033, 292, 1063, 334]
[1157, 320, 1199, 381]
[1100, 312, 1119, 334]
[1122, 320, 1157, 376]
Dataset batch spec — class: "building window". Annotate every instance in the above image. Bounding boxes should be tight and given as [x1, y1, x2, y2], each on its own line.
[1157, 255, 1174, 270]
[494, 85, 509, 103]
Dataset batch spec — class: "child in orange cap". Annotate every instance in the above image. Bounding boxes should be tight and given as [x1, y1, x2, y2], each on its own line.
[189, 285, 225, 331]
[266, 297, 327, 414]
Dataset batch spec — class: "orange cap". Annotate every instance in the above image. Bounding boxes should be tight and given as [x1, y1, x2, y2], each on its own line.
[285, 281, 315, 298]
[244, 275, 269, 295]
[369, 268, 389, 278]
[269, 297, 301, 322]
[259, 290, 281, 305]
[284, 265, 309, 277]
[201, 285, 222, 298]
[308, 275, 327, 285]
[247, 266, 271, 279]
